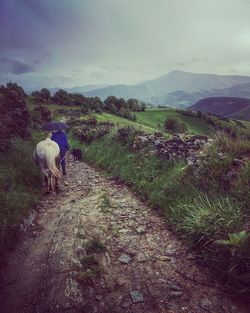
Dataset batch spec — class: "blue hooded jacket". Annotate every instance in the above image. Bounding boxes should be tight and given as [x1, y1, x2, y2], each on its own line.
[51, 130, 69, 153]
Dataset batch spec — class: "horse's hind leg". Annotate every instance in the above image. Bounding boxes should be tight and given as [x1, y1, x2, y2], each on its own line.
[45, 173, 52, 194]
[55, 177, 60, 194]
[44, 176, 50, 194]
[49, 175, 53, 193]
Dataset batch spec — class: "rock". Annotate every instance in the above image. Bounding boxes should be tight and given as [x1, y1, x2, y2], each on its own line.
[118, 228, 131, 234]
[157, 255, 172, 261]
[164, 246, 177, 256]
[136, 253, 148, 262]
[200, 297, 213, 310]
[169, 291, 183, 298]
[167, 303, 180, 313]
[136, 226, 146, 234]
[232, 158, 244, 167]
[95, 295, 103, 301]
[170, 284, 182, 291]
[121, 300, 132, 308]
[118, 254, 132, 264]
[187, 159, 194, 166]
[130, 291, 144, 303]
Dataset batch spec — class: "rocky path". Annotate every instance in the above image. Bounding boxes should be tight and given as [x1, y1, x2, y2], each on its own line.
[0, 157, 246, 313]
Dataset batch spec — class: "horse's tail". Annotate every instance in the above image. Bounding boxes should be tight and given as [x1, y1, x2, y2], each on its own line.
[46, 152, 61, 178]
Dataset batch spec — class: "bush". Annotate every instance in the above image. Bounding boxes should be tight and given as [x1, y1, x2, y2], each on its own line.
[81, 116, 97, 126]
[31, 105, 52, 127]
[208, 231, 250, 294]
[115, 126, 143, 146]
[164, 117, 188, 133]
[0, 83, 30, 151]
[72, 125, 111, 143]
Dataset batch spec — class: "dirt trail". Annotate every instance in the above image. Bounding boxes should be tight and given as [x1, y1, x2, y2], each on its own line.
[0, 157, 246, 313]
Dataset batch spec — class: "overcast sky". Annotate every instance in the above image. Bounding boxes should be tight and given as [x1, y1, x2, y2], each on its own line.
[1, 0, 250, 89]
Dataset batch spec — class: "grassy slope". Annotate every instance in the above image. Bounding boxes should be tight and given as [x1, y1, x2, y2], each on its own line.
[0, 133, 44, 248]
[135, 108, 214, 136]
[88, 112, 158, 134]
[79, 109, 214, 137]
[70, 112, 250, 293]
[69, 110, 246, 241]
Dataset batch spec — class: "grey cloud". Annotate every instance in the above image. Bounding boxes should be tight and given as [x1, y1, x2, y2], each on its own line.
[175, 62, 191, 67]
[1, 0, 250, 88]
[0, 59, 37, 74]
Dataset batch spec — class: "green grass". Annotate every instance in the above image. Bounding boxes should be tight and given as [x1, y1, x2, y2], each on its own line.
[79, 109, 214, 137]
[135, 108, 214, 136]
[78, 135, 243, 240]
[83, 112, 158, 134]
[169, 194, 242, 240]
[70, 128, 249, 294]
[0, 136, 42, 248]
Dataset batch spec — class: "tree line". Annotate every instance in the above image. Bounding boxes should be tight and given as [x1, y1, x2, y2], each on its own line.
[32, 88, 146, 119]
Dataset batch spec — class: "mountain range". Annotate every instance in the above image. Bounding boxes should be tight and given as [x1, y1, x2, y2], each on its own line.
[48, 70, 250, 109]
[189, 97, 250, 121]
[84, 70, 250, 106]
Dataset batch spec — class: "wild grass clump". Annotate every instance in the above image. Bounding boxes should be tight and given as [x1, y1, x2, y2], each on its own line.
[0, 137, 41, 248]
[214, 132, 250, 158]
[85, 237, 106, 254]
[78, 254, 102, 282]
[189, 134, 250, 208]
[169, 193, 242, 242]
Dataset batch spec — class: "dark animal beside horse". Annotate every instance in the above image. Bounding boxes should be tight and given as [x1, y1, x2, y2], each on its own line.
[71, 148, 82, 161]
[34, 138, 61, 193]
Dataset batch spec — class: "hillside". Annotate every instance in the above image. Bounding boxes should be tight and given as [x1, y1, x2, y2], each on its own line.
[153, 83, 250, 108]
[189, 97, 250, 121]
[85, 70, 250, 103]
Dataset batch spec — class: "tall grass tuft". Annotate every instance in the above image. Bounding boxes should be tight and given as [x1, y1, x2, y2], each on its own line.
[169, 193, 242, 242]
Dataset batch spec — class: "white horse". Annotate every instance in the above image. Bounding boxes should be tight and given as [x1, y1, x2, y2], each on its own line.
[34, 138, 61, 194]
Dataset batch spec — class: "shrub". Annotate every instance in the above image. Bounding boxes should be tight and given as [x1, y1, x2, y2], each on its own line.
[208, 231, 250, 295]
[81, 116, 97, 126]
[164, 117, 188, 133]
[31, 105, 52, 127]
[72, 125, 111, 143]
[115, 126, 143, 146]
[0, 82, 30, 151]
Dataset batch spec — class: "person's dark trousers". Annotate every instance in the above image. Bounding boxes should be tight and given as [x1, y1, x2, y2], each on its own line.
[60, 150, 66, 175]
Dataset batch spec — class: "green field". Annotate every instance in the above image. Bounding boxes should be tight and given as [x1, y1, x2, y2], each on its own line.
[80, 109, 214, 137]
[88, 112, 158, 134]
[135, 108, 214, 136]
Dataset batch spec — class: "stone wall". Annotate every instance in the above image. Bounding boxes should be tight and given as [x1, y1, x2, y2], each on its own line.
[132, 133, 213, 163]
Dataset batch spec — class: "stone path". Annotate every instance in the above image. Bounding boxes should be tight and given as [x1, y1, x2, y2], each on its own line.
[0, 156, 246, 313]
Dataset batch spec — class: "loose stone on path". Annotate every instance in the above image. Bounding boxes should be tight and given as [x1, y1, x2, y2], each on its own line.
[119, 253, 132, 264]
[130, 291, 144, 303]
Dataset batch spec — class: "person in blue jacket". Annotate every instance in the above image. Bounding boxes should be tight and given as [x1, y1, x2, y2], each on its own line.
[51, 130, 69, 176]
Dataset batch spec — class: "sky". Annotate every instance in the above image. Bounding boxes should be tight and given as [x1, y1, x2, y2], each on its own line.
[1, 0, 250, 90]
